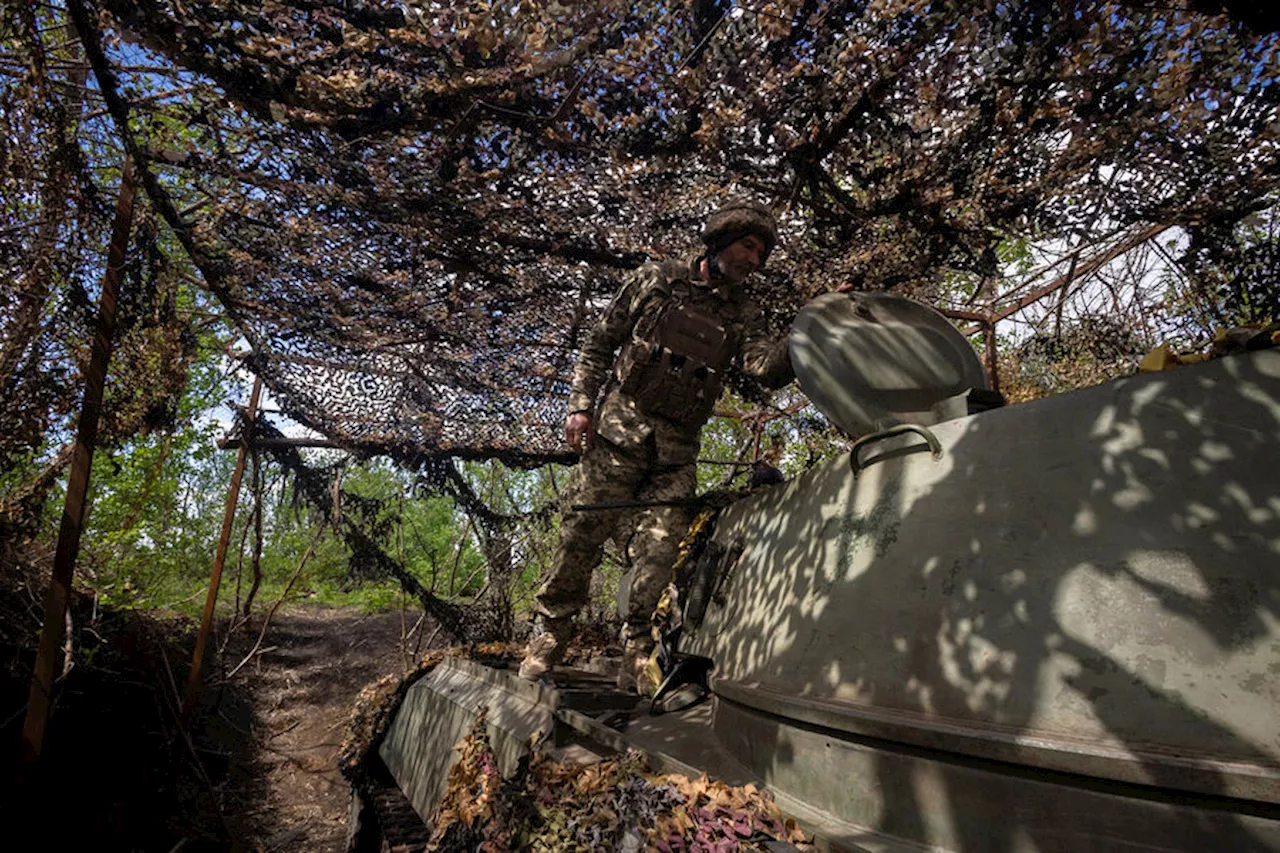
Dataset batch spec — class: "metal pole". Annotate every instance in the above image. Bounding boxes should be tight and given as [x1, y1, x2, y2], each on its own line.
[20, 155, 136, 764]
[181, 375, 262, 724]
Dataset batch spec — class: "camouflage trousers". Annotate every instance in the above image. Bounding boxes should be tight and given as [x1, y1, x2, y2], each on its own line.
[533, 435, 696, 645]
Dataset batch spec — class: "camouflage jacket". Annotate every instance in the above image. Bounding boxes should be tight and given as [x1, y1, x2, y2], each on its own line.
[568, 256, 793, 465]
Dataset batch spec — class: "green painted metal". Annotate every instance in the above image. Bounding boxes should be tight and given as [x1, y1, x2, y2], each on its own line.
[380, 656, 557, 823]
[682, 349, 1280, 847]
[790, 292, 989, 437]
[379, 350, 1280, 851]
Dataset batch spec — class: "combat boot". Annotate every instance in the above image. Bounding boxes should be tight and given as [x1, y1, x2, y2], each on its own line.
[518, 617, 573, 681]
[617, 639, 662, 696]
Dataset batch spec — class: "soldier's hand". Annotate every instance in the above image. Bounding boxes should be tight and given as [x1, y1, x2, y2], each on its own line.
[565, 411, 594, 453]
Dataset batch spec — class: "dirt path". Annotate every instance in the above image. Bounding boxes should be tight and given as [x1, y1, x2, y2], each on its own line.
[211, 605, 437, 852]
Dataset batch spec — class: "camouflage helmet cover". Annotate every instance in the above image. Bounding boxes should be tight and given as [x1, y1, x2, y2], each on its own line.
[701, 199, 778, 259]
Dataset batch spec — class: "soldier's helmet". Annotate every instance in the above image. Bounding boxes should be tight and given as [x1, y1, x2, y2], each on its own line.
[701, 199, 778, 260]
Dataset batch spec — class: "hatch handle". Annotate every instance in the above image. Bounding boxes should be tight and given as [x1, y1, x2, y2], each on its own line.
[850, 423, 942, 474]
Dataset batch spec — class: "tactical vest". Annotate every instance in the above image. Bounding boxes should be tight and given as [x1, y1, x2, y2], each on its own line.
[614, 264, 735, 427]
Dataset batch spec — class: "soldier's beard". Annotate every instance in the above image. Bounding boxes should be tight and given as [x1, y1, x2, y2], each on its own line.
[708, 252, 751, 286]
[721, 261, 752, 285]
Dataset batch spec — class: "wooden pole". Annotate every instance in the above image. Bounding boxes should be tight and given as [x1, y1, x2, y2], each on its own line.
[983, 319, 1002, 395]
[182, 375, 262, 724]
[20, 155, 137, 764]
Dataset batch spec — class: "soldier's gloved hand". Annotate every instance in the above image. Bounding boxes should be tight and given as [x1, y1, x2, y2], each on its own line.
[565, 411, 594, 453]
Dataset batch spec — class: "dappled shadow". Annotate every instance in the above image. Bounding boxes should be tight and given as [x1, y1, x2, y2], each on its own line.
[689, 350, 1280, 850]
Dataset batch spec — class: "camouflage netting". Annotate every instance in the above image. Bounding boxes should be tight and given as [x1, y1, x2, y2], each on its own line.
[3, 0, 1279, 468]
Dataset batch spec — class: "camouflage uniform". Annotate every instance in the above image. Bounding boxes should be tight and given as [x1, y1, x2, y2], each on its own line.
[533, 255, 793, 644]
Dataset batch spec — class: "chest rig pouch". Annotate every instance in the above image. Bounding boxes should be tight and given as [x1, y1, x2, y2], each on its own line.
[616, 279, 734, 427]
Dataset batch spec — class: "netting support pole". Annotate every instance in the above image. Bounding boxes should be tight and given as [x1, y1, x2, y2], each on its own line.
[982, 318, 1001, 395]
[20, 155, 137, 765]
[181, 374, 262, 725]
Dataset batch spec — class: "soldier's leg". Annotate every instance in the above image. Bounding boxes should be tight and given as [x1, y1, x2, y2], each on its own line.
[533, 439, 648, 620]
[522, 439, 648, 680]
[619, 461, 697, 693]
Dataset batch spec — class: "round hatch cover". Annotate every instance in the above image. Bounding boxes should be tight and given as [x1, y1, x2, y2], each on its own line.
[789, 292, 987, 436]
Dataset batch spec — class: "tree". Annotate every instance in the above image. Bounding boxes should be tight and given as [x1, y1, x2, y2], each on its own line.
[1179, 203, 1280, 327]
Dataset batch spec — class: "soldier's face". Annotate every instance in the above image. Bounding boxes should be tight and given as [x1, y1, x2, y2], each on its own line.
[718, 234, 766, 284]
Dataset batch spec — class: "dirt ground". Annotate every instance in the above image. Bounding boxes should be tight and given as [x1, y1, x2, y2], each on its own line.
[210, 605, 437, 853]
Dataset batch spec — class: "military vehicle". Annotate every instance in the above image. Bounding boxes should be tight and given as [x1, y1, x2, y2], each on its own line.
[353, 294, 1280, 852]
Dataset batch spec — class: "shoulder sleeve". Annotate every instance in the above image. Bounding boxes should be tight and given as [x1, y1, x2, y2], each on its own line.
[738, 300, 795, 390]
[567, 264, 668, 415]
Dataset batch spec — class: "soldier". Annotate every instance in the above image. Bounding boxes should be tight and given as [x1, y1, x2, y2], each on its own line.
[519, 199, 794, 693]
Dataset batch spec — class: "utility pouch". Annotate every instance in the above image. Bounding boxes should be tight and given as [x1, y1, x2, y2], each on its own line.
[616, 338, 656, 399]
[616, 297, 732, 426]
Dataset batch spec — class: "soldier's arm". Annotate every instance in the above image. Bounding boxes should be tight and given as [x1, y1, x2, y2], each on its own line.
[739, 300, 795, 390]
[566, 267, 655, 414]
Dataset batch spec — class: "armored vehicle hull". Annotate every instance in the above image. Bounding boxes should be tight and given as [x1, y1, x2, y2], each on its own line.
[366, 349, 1280, 852]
